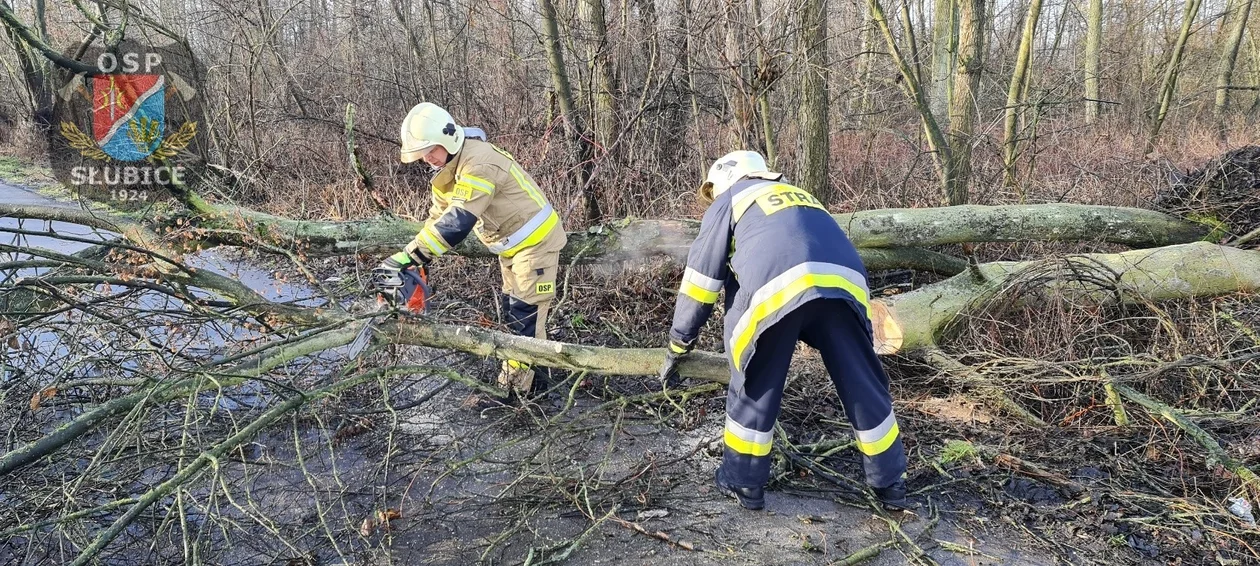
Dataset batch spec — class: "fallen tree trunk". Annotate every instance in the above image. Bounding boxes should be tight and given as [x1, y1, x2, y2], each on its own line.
[833, 203, 1210, 248]
[179, 201, 1209, 258]
[1, 202, 1211, 276]
[879, 241, 1260, 353]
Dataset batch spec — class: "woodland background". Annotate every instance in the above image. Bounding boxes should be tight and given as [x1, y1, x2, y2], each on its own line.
[2, 0, 1257, 218]
[3, 0, 1260, 565]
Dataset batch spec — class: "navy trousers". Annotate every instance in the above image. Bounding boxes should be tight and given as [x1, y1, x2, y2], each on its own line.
[719, 298, 907, 490]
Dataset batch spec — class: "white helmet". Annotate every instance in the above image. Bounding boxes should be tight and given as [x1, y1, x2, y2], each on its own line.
[704, 150, 770, 198]
[400, 102, 465, 163]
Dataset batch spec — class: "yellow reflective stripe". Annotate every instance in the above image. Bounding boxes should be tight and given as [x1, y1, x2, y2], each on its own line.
[724, 430, 772, 456]
[669, 342, 689, 354]
[731, 182, 787, 221]
[856, 421, 900, 456]
[420, 228, 448, 256]
[679, 280, 719, 304]
[724, 418, 774, 456]
[456, 174, 495, 194]
[509, 165, 546, 207]
[731, 274, 871, 371]
[500, 210, 559, 258]
[507, 359, 530, 370]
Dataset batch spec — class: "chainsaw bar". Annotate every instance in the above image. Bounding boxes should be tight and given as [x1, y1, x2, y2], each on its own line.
[345, 296, 390, 360]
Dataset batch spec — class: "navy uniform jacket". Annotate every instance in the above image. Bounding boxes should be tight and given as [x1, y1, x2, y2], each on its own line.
[669, 177, 873, 371]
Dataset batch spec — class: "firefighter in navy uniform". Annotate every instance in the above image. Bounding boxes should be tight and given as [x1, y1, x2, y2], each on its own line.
[375, 102, 566, 397]
[658, 150, 908, 511]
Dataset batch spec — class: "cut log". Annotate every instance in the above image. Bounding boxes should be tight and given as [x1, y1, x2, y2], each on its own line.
[877, 241, 1260, 353]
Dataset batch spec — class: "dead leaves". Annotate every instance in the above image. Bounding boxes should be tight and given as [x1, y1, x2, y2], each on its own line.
[0, 317, 18, 349]
[29, 387, 57, 411]
[331, 416, 375, 445]
[359, 508, 402, 536]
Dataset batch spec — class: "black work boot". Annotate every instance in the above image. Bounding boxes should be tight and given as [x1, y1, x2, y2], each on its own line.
[873, 479, 912, 511]
[714, 468, 765, 510]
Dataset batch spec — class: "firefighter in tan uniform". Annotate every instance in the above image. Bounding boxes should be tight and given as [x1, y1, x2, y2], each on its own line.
[375, 102, 567, 396]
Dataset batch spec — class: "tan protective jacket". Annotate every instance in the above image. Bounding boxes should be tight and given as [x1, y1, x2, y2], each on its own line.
[408, 139, 563, 259]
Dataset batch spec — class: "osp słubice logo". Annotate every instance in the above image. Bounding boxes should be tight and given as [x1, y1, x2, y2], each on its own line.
[49, 40, 203, 204]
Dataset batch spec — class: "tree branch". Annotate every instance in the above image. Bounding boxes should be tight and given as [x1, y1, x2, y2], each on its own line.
[0, 1, 101, 74]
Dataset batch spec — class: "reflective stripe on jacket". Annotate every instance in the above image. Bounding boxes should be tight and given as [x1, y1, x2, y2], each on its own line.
[668, 177, 873, 371]
[413, 139, 563, 259]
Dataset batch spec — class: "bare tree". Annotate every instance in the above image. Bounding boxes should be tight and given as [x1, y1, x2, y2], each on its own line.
[798, 0, 830, 204]
[947, 0, 985, 205]
[1084, 0, 1103, 123]
[753, 0, 777, 168]
[538, 0, 599, 221]
[1003, 0, 1045, 191]
[1213, 0, 1254, 141]
[1146, 0, 1204, 154]
[724, 0, 757, 150]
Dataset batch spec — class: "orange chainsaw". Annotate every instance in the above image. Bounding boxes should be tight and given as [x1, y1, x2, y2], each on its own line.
[347, 265, 429, 359]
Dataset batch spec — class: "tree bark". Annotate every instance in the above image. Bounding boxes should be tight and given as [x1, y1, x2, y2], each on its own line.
[855, 2, 876, 116]
[798, 0, 831, 205]
[581, 0, 618, 151]
[752, 0, 777, 168]
[681, 0, 705, 172]
[1003, 0, 1045, 191]
[724, 0, 757, 150]
[1146, 0, 1204, 154]
[947, 0, 985, 205]
[1084, 0, 1103, 123]
[1213, 0, 1255, 141]
[929, 0, 958, 120]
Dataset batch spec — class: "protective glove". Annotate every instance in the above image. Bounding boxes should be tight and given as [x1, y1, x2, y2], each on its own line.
[658, 340, 692, 389]
[370, 252, 411, 292]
